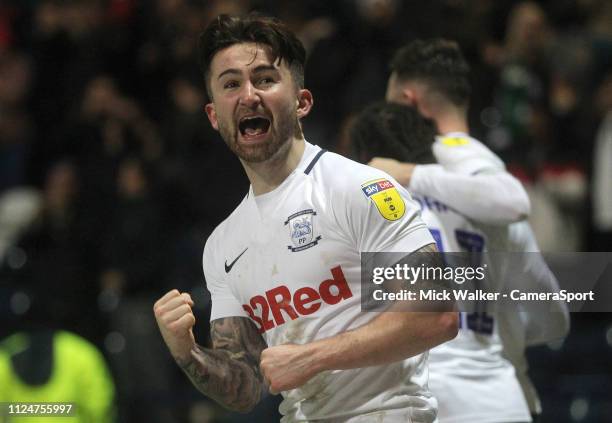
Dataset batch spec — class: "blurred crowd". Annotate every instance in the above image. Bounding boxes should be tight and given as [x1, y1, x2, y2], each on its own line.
[0, 1, 611, 422]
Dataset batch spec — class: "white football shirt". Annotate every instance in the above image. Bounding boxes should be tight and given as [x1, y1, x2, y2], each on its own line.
[203, 142, 436, 422]
[413, 132, 566, 419]
[414, 193, 531, 423]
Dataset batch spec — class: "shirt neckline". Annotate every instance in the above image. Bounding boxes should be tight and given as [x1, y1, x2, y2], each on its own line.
[249, 141, 320, 203]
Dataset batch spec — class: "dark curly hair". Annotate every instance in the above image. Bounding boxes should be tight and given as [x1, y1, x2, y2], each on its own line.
[350, 102, 437, 165]
[390, 39, 471, 107]
[198, 14, 306, 100]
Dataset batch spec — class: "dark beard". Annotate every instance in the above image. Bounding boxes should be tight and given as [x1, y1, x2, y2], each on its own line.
[219, 107, 300, 163]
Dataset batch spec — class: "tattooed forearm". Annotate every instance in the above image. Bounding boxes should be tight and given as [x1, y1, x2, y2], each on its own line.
[175, 317, 267, 413]
[176, 345, 262, 412]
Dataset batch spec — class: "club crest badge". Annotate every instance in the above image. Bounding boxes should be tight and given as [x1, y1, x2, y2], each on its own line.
[285, 209, 322, 252]
[361, 178, 406, 221]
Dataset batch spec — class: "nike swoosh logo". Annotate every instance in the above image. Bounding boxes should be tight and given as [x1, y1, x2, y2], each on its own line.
[224, 248, 248, 273]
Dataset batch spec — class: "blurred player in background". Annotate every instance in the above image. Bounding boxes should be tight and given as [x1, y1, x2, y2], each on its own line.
[373, 39, 530, 226]
[352, 102, 532, 422]
[154, 14, 457, 423]
[352, 101, 571, 422]
[366, 39, 570, 421]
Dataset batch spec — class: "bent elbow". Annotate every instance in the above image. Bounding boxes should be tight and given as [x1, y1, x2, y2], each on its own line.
[220, 379, 263, 413]
[226, 396, 260, 414]
[485, 194, 530, 224]
[233, 402, 258, 414]
[511, 193, 531, 222]
[504, 177, 531, 222]
[478, 174, 531, 224]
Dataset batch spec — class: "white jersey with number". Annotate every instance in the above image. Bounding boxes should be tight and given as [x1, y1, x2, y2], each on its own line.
[430, 132, 568, 417]
[203, 142, 436, 423]
[414, 133, 532, 422]
[414, 194, 531, 423]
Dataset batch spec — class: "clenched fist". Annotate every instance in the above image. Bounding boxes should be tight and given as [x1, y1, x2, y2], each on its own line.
[260, 344, 321, 394]
[154, 289, 196, 362]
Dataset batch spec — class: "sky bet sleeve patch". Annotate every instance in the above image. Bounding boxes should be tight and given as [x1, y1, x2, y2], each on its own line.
[361, 178, 406, 221]
[440, 136, 470, 147]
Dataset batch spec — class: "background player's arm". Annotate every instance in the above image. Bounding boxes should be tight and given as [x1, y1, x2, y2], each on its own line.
[518, 263, 570, 345]
[154, 291, 266, 412]
[506, 224, 570, 345]
[261, 243, 458, 393]
[369, 158, 530, 224]
[410, 165, 530, 224]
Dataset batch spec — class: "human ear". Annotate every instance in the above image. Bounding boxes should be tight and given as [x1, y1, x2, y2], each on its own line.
[204, 103, 219, 130]
[296, 89, 313, 119]
[401, 87, 418, 107]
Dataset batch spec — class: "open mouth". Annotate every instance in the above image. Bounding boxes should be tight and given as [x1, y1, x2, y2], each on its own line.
[238, 116, 271, 139]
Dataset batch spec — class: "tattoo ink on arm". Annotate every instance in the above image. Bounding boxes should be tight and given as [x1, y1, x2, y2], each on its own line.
[176, 317, 267, 412]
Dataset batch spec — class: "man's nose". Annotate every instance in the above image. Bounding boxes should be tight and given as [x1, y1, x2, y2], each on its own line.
[238, 81, 260, 108]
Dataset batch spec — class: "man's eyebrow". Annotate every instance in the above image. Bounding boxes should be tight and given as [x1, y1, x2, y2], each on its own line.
[217, 65, 278, 80]
[252, 65, 279, 74]
[218, 69, 241, 80]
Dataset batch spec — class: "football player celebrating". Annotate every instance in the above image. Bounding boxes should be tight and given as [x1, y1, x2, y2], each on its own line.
[154, 15, 457, 423]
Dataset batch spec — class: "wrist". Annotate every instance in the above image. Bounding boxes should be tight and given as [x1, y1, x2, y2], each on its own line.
[172, 343, 197, 365]
[304, 339, 334, 374]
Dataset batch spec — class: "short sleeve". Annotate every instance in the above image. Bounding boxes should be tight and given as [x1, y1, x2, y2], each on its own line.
[203, 234, 248, 321]
[333, 167, 434, 254]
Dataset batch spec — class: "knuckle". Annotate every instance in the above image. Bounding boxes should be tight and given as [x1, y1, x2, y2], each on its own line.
[168, 320, 183, 332]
